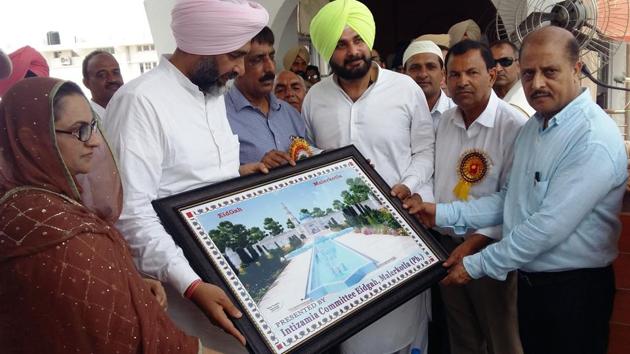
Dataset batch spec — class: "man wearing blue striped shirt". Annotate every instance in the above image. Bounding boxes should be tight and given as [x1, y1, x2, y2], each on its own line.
[405, 26, 627, 354]
[226, 26, 310, 168]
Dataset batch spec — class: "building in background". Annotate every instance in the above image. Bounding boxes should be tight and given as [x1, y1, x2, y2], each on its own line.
[37, 32, 158, 97]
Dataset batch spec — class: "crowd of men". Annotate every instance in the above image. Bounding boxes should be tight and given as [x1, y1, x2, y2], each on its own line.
[0, 0, 625, 354]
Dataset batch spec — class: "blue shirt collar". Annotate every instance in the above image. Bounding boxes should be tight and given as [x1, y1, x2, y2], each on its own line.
[227, 85, 282, 113]
[534, 88, 590, 129]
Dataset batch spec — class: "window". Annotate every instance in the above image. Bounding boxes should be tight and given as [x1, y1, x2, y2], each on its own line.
[137, 44, 155, 52]
[98, 47, 115, 54]
[139, 61, 157, 74]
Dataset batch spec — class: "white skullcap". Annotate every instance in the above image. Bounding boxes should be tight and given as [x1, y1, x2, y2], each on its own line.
[403, 40, 444, 67]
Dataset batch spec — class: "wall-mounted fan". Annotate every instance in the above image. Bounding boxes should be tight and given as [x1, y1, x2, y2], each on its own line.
[494, 0, 630, 90]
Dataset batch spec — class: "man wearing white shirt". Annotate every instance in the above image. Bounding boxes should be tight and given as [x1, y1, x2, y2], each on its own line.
[490, 40, 535, 117]
[304, 1, 434, 353]
[103, 1, 269, 353]
[82, 50, 123, 119]
[408, 40, 526, 354]
[403, 40, 455, 131]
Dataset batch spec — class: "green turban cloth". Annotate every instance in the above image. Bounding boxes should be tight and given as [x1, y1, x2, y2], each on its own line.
[309, 0, 375, 62]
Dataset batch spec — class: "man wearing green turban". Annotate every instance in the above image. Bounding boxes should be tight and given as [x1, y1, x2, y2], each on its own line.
[304, 1, 435, 354]
[309, 0, 376, 63]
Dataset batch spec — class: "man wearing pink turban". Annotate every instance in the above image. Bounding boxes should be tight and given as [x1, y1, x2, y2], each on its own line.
[0, 46, 49, 97]
[103, 1, 269, 352]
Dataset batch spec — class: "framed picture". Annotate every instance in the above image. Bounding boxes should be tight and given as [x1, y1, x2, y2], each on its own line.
[153, 145, 448, 354]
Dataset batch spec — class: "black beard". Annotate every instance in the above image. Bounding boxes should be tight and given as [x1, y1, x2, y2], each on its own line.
[190, 56, 231, 96]
[330, 55, 372, 80]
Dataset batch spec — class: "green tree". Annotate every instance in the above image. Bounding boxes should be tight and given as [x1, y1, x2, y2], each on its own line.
[311, 207, 325, 218]
[249, 227, 266, 243]
[209, 221, 255, 264]
[300, 208, 311, 216]
[263, 217, 284, 236]
[208, 221, 233, 253]
[232, 223, 259, 262]
[347, 178, 371, 202]
[286, 218, 296, 229]
[332, 199, 344, 211]
[341, 178, 373, 215]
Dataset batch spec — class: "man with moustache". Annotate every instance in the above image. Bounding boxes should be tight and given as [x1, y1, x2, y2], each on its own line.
[82, 50, 123, 119]
[490, 40, 535, 117]
[406, 27, 626, 354]
[303, 1, 434, 353]
[226, 27, 309, 168]
[403, 40, 455, 131]
[430, 40, 526, 354]
[274, 69, 306, 112]
[103, 0, 269, 352]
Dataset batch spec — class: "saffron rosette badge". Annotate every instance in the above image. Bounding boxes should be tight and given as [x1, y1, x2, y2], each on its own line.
[288, 136, 313, 161]
[453, 149, 492, 200]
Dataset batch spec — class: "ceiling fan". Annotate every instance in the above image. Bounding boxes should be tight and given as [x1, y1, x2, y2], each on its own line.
[493, 0, 630, 91]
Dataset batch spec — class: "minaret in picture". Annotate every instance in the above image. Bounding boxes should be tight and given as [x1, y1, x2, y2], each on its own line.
[282, 202, 311, 238]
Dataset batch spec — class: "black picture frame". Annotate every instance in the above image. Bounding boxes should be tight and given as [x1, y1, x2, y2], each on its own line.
[152, 145, 448, 354]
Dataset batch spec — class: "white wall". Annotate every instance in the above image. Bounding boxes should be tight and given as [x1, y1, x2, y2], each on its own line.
[144, 0, 300, 68]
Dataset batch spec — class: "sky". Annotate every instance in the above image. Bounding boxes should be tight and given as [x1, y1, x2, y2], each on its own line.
[198, 167, 366, 232]
[1, 0, 153, 51]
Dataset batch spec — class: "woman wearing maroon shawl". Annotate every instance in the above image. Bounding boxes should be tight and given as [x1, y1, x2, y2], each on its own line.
[0, 78, 216, 353]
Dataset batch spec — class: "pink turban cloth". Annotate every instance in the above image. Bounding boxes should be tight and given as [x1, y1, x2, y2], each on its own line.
[171, 0, 269, 56]
[0, 46, 49, 97]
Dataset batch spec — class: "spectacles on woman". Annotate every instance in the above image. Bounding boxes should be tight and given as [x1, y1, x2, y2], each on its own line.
[55, 118, 98, 142]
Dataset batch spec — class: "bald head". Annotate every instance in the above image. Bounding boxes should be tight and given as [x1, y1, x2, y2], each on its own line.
[274, 70, 306, 112]
[519, 26, 582, 120]
[521, 26, 579, 65]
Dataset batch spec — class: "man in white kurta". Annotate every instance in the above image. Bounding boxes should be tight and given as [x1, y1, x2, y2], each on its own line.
[432, 40, 526, 354]
[303, 62, 434, 198]
[403, 40, 455, 131]
[305, 1, 434, 353]
[490, 40, 535, 117]
[303, 56, 434, 354]
[105, 55, 246, 352]
[103, 1, 269, 353]
[82, 50, 123, 120]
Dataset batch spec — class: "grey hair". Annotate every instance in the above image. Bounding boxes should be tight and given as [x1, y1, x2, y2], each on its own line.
[273, 70, 306, 89]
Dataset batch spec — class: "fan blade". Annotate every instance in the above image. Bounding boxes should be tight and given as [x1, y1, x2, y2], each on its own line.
[584, 36, 611, 57]
[516, 11, 556, 37]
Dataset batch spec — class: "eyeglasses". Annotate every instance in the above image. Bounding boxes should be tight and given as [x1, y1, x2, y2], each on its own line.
[55, 119, 98, 142]
[495, 57, 516, 68]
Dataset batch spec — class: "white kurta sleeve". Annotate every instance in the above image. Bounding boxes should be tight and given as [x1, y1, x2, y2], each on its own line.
[301, 91, 316, 144]
[104, 92, 200, 295]
[401, 87, 435, 196]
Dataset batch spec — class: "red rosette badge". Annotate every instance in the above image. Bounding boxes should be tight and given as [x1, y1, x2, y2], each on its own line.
[453, 149, 491, 200]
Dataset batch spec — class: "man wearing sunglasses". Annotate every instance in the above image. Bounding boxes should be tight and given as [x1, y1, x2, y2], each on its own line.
[490, 40, 535, 117]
